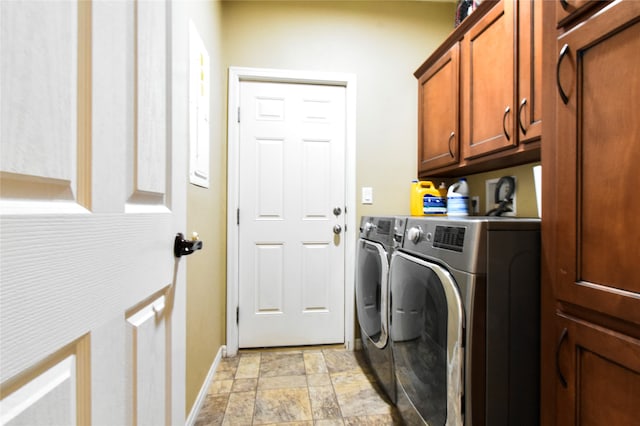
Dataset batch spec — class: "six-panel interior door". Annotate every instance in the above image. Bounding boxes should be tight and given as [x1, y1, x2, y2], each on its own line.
[238, 81, 346, 348]
[0, 1, 186, 424]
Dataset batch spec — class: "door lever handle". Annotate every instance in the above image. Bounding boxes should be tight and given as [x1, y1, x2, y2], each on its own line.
[174, 232, 203, 257]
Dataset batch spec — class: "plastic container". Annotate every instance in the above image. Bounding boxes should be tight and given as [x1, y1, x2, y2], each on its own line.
[411, 180, 447, 216]
[438, 182, 448, 199]
[447, 178, 470, 216]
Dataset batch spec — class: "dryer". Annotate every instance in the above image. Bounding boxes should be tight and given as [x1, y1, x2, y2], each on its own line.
[355, 216, 406, 403]
[389, 217, 540, 425]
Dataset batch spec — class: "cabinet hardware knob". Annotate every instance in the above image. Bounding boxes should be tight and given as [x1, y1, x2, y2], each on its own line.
[333, 225, 342, 235]
[502, 106, 511, 141]
[518, 98, 528, 135]
[557, 44, 570, 104]
[556, 327, 569, 388]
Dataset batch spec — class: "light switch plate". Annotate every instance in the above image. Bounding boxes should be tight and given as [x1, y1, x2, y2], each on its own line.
[362, 187, 373, 204]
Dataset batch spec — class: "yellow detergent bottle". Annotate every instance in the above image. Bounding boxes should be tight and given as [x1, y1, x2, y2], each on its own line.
[411, 180, 447, 216]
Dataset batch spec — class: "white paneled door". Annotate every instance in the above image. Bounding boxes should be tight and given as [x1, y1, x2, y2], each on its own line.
[238, 81, 346, 347]
[0, 1, 187, 424]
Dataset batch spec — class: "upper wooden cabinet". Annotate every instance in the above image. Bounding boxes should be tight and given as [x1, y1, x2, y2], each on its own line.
[415, 0, 542, 177]
[417, 43, 460, 173]
[461, 0, 516, 160]
[517, 0, 543, 143]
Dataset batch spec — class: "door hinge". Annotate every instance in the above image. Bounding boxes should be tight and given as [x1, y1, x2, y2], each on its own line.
[237, 107, 240, 123]
[237, 208, 240, 225]
[236, 306, 239, 324]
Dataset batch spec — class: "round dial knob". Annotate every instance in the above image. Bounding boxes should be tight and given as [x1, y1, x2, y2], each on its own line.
[407, 226, 423, 244]
[363, 222, 375, 234]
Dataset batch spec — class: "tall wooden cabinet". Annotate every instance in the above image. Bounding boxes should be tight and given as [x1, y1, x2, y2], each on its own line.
[542, 1, 640, 423]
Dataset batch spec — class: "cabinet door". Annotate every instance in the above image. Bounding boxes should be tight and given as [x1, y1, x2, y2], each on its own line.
[555, 0, 640, 325]
[555, 314, 640, 425]
[462, 0, 516, 159]
[417, 43, 459, 173]
[517, 0, 543, 143]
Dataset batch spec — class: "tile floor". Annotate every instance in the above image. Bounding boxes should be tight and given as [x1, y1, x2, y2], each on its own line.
[194, 347, 402, 425]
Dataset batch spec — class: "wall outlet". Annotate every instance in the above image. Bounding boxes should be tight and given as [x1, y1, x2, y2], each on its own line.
[485, 177, 517, 216]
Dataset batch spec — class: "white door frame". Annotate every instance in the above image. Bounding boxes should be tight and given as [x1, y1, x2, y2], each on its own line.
[226, 67, 356, 357]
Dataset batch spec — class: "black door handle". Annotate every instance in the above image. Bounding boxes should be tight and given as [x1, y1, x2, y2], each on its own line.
[174, 232, 203, 258]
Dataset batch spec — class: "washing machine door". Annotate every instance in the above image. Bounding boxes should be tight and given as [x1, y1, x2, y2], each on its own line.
[355, 238, 389, 348]
[389, 251, 464, 426]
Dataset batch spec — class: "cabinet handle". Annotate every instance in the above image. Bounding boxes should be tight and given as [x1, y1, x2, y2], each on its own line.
[502, 106, 511, 141]
[559, 0, 570, 11]
[518, 98, 527, 135]
[557, 44, 570, 104]
[448, 131, 455, 157]
[556, 327, 569, 388]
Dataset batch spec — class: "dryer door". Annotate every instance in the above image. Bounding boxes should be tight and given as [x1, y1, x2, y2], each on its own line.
[389, 251, 465, 426]
[355, 239, 389, 348]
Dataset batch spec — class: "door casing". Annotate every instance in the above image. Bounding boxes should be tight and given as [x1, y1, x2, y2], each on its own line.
[226, 67, 357, 356]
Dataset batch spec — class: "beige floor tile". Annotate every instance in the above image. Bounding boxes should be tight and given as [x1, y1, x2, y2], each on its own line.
[194, 394, 228, 426]
[209, 379, 234, 395]
[232, 378, 258, 393]
[258, 422, 313, 426]
[235, 354, 261, 379]
[223, 390, 256, 422]
[304, 352, 328, 374]
[332, 382, 394, 418]
[314, 419, 346, 426]
[215, 370, 236, 381]
[329, 370, 373, 386]
[259, 375, 308, 390]
[307, 373, 332, 387]
[254, 388, 312, 424]
[322, 350, 364, 374]
[221, 416, 253, 425]
[260, 352, 306, 378]
[308, 385, 342, 420]
[343, 414, 400, 425]
[219, 356, 240, 371]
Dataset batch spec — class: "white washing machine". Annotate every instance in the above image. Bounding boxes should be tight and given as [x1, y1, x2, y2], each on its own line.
[389, 217, 540, 425]
[355, 216, 406, 403]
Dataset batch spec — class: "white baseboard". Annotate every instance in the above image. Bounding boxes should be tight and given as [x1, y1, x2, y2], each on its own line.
[185, 345, 226, 426]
